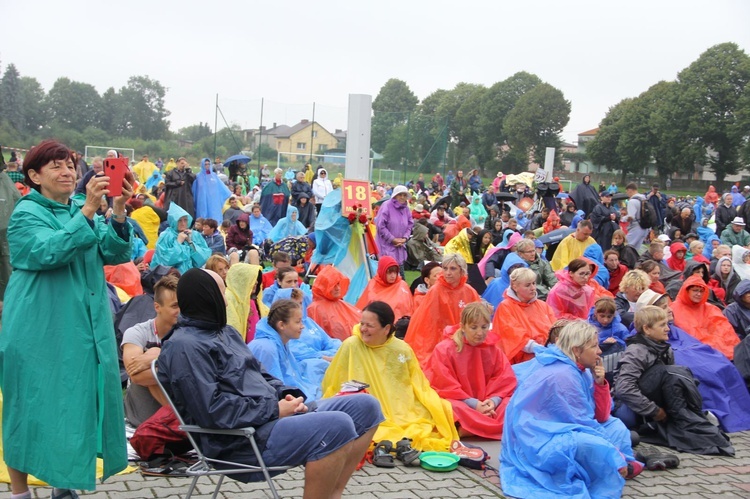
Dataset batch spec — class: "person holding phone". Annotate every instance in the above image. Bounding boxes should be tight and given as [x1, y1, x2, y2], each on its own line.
[0, 140, 134, 499]
[501, 321, 642, 499]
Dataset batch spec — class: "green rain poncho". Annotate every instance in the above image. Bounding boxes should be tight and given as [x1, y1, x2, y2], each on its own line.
[0, 189, 132, 489]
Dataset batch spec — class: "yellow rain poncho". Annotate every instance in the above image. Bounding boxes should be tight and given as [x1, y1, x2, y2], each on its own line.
[226, 263, 269, 342]
[130, 205, 161, 250]
[322, 326, 458, 451]
[133, 159, 159, 184]
[164, 158, 177, 172]
[444, 228, 474, 263]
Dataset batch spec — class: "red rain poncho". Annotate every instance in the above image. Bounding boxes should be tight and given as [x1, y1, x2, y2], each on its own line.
[308, 266, 361, 341]
[425, 326, 517, 439]
[666, 242, 687, 273]
[493, 288, 557, 364]
[355, 256, 414, 321]
[671, 275, 740, 360]
[404, 274, 481, 365]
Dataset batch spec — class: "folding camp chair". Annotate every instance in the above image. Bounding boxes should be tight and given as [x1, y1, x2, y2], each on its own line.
[150, 360, 292, 499]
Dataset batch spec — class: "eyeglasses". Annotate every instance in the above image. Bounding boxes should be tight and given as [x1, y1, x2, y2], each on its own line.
[574, 271, 592, 278]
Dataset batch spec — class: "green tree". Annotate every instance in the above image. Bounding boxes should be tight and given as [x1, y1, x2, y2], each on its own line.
[0, 64, 25, 132]
[99, 87, 123, 136]
[585, 99, 641, 183]
[119, 75, 171, 140]
[503, 83, 570, 165]
[478, 72, 542, 156]
[45, 77, 103, 132]
[642, 81, 704, 185]
[453, 85, 488, 165]
[19, 76, 46, 133]
[178, 122, 212, 142]
[371, 79, 418, 153]
[678, 42, 750, 184]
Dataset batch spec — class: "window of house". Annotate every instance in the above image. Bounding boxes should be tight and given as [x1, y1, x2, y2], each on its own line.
[318, 144, 328, 152]
[297, 142, 306, 150]
[312, 131, 318, 138]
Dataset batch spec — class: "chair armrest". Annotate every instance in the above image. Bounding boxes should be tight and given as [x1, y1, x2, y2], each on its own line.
[180, 425, 256, 438]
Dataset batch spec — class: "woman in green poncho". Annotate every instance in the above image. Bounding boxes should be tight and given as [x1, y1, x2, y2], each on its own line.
[0, 140, 133, 498]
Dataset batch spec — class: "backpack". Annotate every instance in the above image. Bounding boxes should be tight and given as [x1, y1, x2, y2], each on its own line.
[637, 196, 657, 230]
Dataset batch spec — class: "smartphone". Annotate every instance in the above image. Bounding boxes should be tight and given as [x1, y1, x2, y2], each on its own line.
[103, 157, 129, 197]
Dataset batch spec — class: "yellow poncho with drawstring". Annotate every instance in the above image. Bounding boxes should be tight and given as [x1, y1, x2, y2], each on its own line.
[322, 326, 458, 451]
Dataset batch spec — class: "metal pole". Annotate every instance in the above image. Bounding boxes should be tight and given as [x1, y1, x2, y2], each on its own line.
[257, 98, 264, 176]
[310, 102, 316, 165]
[213, 94, 218, 161]
[403, 111, 411, 184]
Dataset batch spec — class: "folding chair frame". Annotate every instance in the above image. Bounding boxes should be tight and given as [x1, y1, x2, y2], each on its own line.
[150, 360, 292, 499]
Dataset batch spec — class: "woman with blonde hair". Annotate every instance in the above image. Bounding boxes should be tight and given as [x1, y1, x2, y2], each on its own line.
[204, 254, 229, 283]
[502, 321, 640, 498]
[614, 269, 650, 328]
[426, 302, 516, 439]
[492, 268, 556, 364]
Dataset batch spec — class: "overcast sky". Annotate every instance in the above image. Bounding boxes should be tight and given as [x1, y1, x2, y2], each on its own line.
[3, 0, 749, 143]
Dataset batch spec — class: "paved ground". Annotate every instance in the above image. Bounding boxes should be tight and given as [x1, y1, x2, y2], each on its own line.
[2, 430, 749, 498]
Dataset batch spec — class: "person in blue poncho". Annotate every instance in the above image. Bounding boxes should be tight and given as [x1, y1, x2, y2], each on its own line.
[502, 321, 640, 499]
[263, 266, 312, 308]
[588, 297, 632, 355]
[150, 203, 211, 274]
[583, 243, 610, 290]
[273, 288, 341, 385]
[145, 169, 162, 195]
[248, 298, 323, 401]
[248, 204, 272, 246]
[268, 205, 308, 243]
[259, 167, 291, 226]
[192, 158, 232, 223]
[482, 252, 528, 307]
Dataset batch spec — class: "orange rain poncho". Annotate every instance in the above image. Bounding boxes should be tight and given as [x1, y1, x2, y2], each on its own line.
[308, 266, 361, 341]
[704, 185, 720, 206]
[104, 262, 143, 298]
[671, 275, 740, 360]
[425, 326, 517, 439]
[404, 274, 481, 366]
[355, 256, 414, 321]
[543, 210, 561, 234]
[493, 288, 557, 364]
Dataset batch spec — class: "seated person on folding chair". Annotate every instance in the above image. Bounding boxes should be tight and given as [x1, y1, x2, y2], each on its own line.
[121, 275, 191, 460]
[158, 268, 383, 498]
